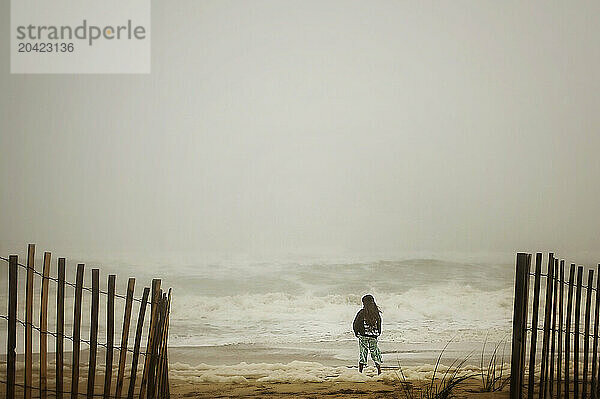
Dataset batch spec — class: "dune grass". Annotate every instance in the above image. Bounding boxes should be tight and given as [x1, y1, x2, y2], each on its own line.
[396, 340, 476, 399]
[479, 336, 509, 392]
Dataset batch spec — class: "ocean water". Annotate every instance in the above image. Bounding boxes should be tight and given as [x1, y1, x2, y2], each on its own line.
[0, 254, 516, 361]
[150, 256, 515, 348]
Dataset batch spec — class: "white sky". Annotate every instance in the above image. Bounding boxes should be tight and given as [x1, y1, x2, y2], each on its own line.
[1, 0, 599, 258]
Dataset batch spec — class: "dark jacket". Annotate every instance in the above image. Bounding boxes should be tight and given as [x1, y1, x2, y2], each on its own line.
[353, 308, 381, 338]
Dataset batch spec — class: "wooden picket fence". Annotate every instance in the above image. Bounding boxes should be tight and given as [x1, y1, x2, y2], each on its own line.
[510, 252, 600, 399]
[1, 244, 171, 399]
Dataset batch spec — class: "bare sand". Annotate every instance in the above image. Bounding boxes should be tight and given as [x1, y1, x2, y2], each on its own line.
[0, 374, 508, 399]
[1, 344, 512, 398]
[168, 378, 509, 398]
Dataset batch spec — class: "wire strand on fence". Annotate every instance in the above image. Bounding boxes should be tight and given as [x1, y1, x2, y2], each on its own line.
[0, 378, 141, 399]
[0, 256, 152, 305]
[526, 324, 600, 340]
[529, 271, 599, 292]
[0, 315, 146, 357]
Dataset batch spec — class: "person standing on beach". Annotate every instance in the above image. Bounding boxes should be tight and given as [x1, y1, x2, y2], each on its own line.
[352, 294, 383, 374]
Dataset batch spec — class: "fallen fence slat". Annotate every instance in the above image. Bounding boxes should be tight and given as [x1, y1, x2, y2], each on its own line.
[71, 264, 85, 399]
[115, 278, 136, 398]
[104, 274, 116, 399]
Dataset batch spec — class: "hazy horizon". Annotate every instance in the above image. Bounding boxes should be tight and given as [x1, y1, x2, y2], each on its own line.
[2, 0, 599, 260]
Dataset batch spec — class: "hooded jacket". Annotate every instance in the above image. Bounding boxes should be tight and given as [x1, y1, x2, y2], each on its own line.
[353, 308, 381, 338]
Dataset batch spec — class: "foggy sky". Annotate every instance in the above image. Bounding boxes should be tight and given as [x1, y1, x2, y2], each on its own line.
[1, 1, 599, 258]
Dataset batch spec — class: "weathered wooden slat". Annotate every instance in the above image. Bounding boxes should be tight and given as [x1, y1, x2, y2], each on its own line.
[148, 284, 164, 399]
[156, 295, 166, 398]
[521, 255, 531, 396]
[87, 269, 100, 399]
[510, 253, 531, 399]
[56, 258, 66, 399]
[593, 265, 600, 399]
[39, 252, 51, 399]
[575, 266, 584, 399]
[148, 293, 165, 399]
[539, 253, 555, 399]
[164, 293, 171, 399]
[527, 253, 543, 399]
[7, 255, 18, 399]
[158, 289, 172, 399]
[115, 278, 136, 398]
[103, 275, 116, 399]
[25, 243, 35, 399]
[566, 264, 576, 399]
[557, 260, 565, 399]
[128, 287, 150, 399]
[549, 259, 559, 397]
[583, 269, 594, 399]
[159, 292, 170, 397]
[140, 280, 161, 399]
[71, 264, 85, 399]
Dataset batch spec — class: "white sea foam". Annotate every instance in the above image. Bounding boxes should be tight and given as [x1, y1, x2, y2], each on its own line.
[167, 361, 496, 383]
[169, 281, 513, 346]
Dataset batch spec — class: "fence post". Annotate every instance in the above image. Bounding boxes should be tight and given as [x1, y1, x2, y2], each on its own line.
[116, 278, 135, 398]
[142, 280, 161, 399]
[104, 274, 116, 399]
[128, 287, 151, 399]
[25, 244, 35, 399]
[7, 255, 18, 399]
[39, 252, 51, 399]
[148, 293, 165, 399]
[583, 269, 594, 399]
[56, 258, 66, 399]
[557, 260, 565, 399]
[566, 264, 576, 399]
[165, 291, 171, 399]
[158, 289, 172, 399]
[593, 264, 600, 399]
[527, 253, 543, 399]
[87, 269, 100, 399]
[539, 253, 555, 399]
[575, 266, 584, 399]
[156, 292, 169, 399]
[549, 260, 559, 397]
[510, 252, 531, 399]
[71, 264, 85, 399]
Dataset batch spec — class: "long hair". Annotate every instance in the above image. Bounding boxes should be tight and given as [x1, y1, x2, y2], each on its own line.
[362, 294, 381, 325]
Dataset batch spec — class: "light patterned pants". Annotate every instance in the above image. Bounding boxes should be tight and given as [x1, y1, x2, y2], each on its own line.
[358, 335, 383, 365]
